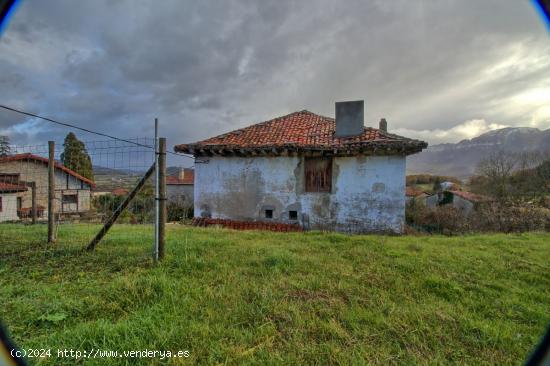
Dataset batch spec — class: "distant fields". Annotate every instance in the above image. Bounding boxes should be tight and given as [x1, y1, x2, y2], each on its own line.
[1, 224, 549, 365]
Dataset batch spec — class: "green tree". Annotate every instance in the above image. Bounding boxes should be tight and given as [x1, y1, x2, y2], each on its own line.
[0, 135, 11, 157]
[60, 132, 94, 181]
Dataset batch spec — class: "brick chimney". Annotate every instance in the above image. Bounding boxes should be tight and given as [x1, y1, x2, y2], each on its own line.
[335, 100, 364, 137]
[379, 118, 387, 132]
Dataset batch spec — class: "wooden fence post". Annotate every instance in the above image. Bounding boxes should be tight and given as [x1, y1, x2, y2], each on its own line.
[158, 137, 167, 259]
[30, 182, 36, 224]
[47, 141, 55, 243]
[86, 164, 155, 251]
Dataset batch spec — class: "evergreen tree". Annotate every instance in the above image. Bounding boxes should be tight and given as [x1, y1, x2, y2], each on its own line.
[0, 135, 11, 157]
[60, 132, 94, 181]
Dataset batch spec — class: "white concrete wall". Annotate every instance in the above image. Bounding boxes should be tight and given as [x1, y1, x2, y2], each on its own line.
[0, 193, 20, 222]
[194, 155, 406, 233]
[452, 195, 474, 213]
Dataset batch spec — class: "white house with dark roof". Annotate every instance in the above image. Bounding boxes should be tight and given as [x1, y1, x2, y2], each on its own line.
[175, 101, 427, 233]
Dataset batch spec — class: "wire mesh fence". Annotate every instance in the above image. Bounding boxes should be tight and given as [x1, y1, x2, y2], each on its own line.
[0, 137, 160, 247]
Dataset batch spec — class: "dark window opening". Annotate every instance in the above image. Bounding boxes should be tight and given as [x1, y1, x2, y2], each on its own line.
[62, 194, 78, 204]
[16, 197, 22, 210]
[289, 210, 298, 220]
[265, 209, 273, 219]
[305, 157, 332, 192]
[0, 197, 2, 212]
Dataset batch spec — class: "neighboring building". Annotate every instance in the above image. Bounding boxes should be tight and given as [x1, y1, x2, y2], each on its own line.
[0, 181, 28, 222]
[0, 153, 95, 219]
[439, 181, 457, 190]
[175, 101, 427, 233]
[405, 186, 428, 204]
[111, 188, 129, 196]
[425, 190, 488, 214]
[166, 168, 194, 205]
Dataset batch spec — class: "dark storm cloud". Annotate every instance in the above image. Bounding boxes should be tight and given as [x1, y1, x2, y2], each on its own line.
[1, 0, 549, 159]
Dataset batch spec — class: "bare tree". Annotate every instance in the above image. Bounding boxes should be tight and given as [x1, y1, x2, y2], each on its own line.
[476, 151, 518, 198]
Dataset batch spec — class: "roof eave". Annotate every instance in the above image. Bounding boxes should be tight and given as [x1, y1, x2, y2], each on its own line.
[175, 141, 427, 157]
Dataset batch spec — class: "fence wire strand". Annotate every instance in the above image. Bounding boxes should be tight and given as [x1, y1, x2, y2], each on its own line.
[0, 138, 193, 247]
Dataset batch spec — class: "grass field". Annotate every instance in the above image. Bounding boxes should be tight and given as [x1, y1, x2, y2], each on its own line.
[1, 224, 549, 365]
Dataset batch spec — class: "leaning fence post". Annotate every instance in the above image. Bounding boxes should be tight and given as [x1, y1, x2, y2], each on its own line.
[47, 141, 55, 243]
[158, 137, 167, 260]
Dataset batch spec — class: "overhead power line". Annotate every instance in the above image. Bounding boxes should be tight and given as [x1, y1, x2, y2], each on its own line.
[0, 104, 194, 159]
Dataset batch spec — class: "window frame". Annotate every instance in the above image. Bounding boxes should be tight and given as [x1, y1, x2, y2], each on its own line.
[304, 157, 333, 193]
[62, 193, 78, 205]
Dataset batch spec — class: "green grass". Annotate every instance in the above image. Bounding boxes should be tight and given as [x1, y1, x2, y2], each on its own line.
[1, 224, 549, 365]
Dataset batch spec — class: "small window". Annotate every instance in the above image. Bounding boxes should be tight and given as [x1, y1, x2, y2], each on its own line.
[0, 197, 2, 212]
[305, 157, 332, 192]
[265, 209, 273, 219]
[62, 194, 78, 204]
[289, 210, 298, 220]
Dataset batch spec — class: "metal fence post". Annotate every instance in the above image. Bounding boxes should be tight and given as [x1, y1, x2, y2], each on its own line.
[158, 137, 167, 260]
[47, 141, 55, 243]
[154, 119, 159, 262]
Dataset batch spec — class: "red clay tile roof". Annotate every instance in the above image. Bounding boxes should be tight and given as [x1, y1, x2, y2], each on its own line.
[449, 190, 489, 202]
[175, 110, 427, 156]
[111, 188, 129, 196]
[0, 153, 96, 188]
[0, 181, 28, 193]
[166, 170, 194, 185]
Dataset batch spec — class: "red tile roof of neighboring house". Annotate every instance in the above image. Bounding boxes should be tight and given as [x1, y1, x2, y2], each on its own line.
[0, 181, 28, 193]
[449, 190, 489, 203]
[111, 188, 129, 196]
[175, 110, 427, 156]
[0, 153, 96, 188]
[166, 170, 194, 185]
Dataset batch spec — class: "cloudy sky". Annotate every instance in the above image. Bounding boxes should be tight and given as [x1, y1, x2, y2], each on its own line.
[1, 0, 549, 165]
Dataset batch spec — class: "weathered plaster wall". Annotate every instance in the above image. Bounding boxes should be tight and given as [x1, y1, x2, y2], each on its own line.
[452, 195, 474, 213]
[0, 193, 20, 222]
[194, 155, 406, 233]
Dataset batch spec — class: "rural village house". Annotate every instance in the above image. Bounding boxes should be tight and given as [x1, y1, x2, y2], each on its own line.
[405, 186, 429, 204]
[0, 153, 95, 221]
[425, 189, 489, 214]
[166, 168, 194, 205]
[175, 101, 427, 233]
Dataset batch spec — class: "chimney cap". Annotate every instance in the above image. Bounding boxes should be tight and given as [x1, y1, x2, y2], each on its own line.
[379, 118, 388, 132]
[335, 100, 364, 137]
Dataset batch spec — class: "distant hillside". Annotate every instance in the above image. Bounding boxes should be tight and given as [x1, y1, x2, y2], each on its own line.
[407, 127, 550, 178]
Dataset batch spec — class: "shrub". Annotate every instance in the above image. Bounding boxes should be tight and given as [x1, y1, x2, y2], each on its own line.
[406, 200, 550, 234]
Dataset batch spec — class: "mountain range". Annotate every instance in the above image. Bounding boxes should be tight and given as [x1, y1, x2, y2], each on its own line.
[406, 127, 550, 178]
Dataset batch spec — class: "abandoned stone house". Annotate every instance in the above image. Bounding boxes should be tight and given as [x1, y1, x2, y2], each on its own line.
[0, 153, 95, 220]
[175, 101, 427, 233]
